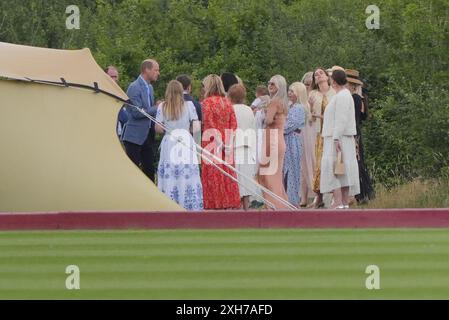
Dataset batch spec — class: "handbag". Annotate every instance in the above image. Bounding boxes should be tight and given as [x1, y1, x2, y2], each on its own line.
[334, 151, 345, 175]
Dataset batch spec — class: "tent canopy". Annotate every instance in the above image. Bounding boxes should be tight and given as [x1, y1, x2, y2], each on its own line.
[0, 42, 182, 212]
[0, 42, 127, 100]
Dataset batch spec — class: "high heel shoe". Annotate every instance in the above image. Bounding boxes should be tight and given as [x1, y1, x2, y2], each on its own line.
[307, 197, 324, 209]
[313, 201, 325, 209]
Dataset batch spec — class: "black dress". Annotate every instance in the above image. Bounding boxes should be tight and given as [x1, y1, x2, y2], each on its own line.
[353, 94, 375, 203]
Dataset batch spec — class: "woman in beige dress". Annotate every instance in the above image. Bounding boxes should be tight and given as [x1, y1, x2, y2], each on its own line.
[308, 68, 336, 208]
[299, 72, 315, 207]
[320, 70, 360, 208]
[257, 75, 290, 210]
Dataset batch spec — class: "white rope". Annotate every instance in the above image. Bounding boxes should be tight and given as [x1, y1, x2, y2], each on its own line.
[16, 77, 296, 210]
[125, 102, 297, 211]
[194, 144, 278, 210]
[126, 103, 279, 210]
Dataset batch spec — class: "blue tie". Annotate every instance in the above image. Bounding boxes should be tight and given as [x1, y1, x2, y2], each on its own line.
[148, 85, 153, 108]
[146, 83, 153, 129]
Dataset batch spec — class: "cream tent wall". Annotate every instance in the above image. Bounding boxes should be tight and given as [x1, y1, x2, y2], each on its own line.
[0, 42, 182, 212]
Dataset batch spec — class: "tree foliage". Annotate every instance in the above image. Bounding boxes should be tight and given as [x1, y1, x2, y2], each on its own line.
[1, 0, 448, 185]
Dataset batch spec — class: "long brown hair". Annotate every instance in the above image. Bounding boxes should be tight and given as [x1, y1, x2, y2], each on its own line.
[311, 67, 330, 90]
[163, 80, 185, 121]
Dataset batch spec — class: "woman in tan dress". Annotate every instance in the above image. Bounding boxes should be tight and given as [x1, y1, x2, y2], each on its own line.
[257, 75, 290, 210]
[299, 72, 315, 207]
[308, 68, 336, 208]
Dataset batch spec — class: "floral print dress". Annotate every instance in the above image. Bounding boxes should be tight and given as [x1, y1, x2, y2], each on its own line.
[201, 95, 241, 209]
[283, 103, 305, 206]
[156, 102, 203, 210]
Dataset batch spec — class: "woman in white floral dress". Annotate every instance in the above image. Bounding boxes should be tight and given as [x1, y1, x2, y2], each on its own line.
[155, 80, 203, 211]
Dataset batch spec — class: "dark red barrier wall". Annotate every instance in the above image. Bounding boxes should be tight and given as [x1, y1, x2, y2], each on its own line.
[1, 209, 449, 230]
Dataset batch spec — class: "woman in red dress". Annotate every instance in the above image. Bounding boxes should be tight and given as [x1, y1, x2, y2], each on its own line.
[201, 74, 241, 209]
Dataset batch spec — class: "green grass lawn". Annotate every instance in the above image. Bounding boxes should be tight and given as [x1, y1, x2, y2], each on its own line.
[1, 229, 449, 299]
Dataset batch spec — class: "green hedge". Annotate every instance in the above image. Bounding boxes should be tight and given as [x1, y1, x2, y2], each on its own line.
[1, 0, 448, 186]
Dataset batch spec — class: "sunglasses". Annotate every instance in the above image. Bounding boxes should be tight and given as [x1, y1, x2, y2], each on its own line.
[267, 82, 275, 86]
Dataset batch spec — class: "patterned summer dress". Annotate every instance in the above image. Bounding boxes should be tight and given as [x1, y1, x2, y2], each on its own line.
[156, 102, 203, 210]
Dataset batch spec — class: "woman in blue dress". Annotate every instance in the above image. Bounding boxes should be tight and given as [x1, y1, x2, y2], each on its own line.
[155, 80, 203, 211]
[283, 82, 306, 207]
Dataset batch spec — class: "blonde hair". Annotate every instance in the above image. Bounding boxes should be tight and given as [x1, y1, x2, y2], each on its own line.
[235, 75, 243, 86]
[301, 72, 313, 86]
[163, 80, 185, 121]
[289, 82, 311, 120]
[202, 74, 226, 98]
[269, 75, 289, 114]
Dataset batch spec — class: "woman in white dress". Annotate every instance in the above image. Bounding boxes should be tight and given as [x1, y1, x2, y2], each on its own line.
[320, 70, 360, 209]
[228, 84, 258, 210]
[155, 80, 203, 211]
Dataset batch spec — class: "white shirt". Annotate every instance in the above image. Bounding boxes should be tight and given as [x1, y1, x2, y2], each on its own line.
[251, 97, 262, 109]
[233, 104, 257, 149]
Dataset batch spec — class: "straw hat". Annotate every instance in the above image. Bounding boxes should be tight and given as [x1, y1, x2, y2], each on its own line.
[331, 65, 345, 72]
[327, 65, 345, 76]
[345, 69, 363, 85]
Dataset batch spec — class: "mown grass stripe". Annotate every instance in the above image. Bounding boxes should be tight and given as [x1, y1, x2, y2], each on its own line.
[1, 259, 448, 273]
[1, 246, 448, 258]
[0, 287, 446, 300]
[0, 228, 448, 238]
[0, 229, 448, 299]
[2, 273, 449, 291]
[1, 239, 449, 247]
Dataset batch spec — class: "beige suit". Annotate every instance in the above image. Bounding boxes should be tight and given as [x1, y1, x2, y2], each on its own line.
[320, 89, 360, 196]
[322, 88, 356, 139]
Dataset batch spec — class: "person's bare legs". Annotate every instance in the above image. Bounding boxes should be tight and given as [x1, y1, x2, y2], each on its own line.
[341, 187, 350, 207]
[308, 193, 324, 208]
[316, 193, 323, 207]
[330, 188, 343, 208]
[242, 196, 250, 211]
[300, 180, 308, 207]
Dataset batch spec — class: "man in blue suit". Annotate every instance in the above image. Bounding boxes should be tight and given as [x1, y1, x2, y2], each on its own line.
[121, 59, 160, 182]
